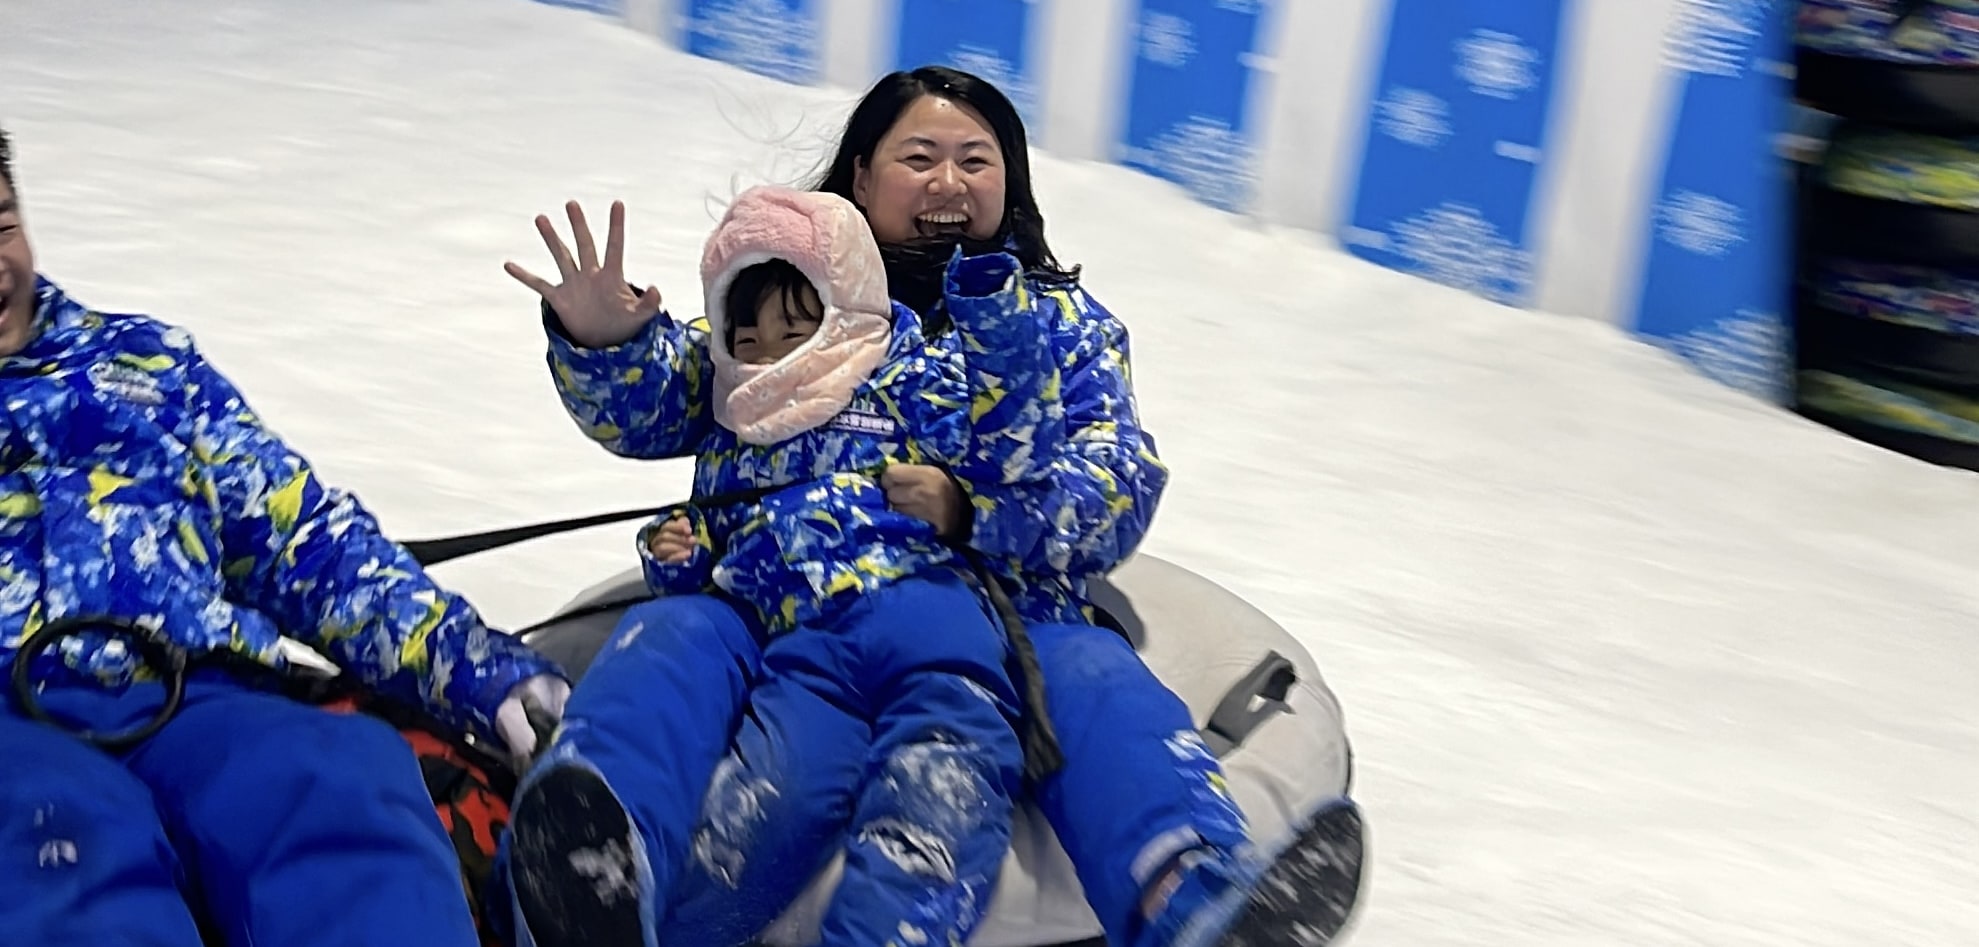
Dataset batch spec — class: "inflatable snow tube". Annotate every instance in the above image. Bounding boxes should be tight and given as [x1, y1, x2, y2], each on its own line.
[518, 552, 1357, 947]
[1811, 122, 1979, 264]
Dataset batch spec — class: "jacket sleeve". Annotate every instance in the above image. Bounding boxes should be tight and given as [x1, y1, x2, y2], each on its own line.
[958, 283, 1170, 577]
[943, 251, 1067, 486]
[636, 507, 717, 597]
[182, 341, 564, 741]
[544, 302, 715, 460]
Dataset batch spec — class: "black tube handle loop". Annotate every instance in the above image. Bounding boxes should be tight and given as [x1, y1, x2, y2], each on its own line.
[11, 615, 190, 752]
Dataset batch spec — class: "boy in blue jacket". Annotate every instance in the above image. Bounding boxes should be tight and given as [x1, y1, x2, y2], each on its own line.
[0, 126, 569, 946]
[505, 185, 1062, 947]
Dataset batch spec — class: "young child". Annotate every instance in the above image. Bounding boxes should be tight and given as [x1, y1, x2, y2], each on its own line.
[512, 185, 1066, 947]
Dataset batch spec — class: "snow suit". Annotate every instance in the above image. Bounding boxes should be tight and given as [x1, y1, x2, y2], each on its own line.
[506, 214, 1258, 947]
[505, 187, 1052, 947]
[0, 278, 563, 946]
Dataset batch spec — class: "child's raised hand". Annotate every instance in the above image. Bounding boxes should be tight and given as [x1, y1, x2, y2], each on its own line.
[647, 514, 698, 563]
[505, 200, 665, 349]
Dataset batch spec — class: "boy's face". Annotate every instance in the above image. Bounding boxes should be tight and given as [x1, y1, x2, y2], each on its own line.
[0, 178, 36, 357]
[732, 282, 823, 366]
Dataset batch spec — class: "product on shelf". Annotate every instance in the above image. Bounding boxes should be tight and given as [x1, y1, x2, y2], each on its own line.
[1797, 1, 1979, 130]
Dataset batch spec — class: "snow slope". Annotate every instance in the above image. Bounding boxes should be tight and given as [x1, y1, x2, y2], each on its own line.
[6, 1, 1978, 943]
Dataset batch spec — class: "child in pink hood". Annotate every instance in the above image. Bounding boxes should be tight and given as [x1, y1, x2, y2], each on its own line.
[504, 184, 1067, 947]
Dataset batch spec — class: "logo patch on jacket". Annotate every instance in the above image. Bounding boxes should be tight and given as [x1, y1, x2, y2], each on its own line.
[87, 360, 166, 406]
[826, 408, 898, 438]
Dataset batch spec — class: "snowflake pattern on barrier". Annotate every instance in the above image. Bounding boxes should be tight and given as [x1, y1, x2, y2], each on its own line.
[1657, 189, 1745, 257]
[687, 0, 818, 84]
[1664, 0, 1777, 77]
[1388, 201, 1534, 305]
[1212, 0, 1266, 14]
[1659, 308, 1790, 402]
[1455, 28, 1540, 100]
[1141, 11, 1197, 68]
[1375, 87, 1453, 149]
[1139, 114, 1257, 213]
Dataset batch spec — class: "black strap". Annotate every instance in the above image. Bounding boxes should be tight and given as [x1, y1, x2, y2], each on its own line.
[403, 506, 673, 567]
[402, 464, 1065, 782]
[961, 549, 1063, 783]
[401, 477, 818, 567]
[1199, 651, 1298, 759]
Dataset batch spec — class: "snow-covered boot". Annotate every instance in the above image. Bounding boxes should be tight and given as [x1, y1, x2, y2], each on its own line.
[1138, 797, 1366, 947]
[507, 763, 653, 947]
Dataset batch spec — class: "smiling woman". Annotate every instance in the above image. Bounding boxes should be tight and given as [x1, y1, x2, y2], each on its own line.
[853, 94, 1007, 243]
[809, 67, 1082, 322]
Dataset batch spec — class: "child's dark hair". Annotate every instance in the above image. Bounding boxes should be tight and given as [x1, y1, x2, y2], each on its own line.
[0, 126, 14, 190]
[724, 259, 824, 353]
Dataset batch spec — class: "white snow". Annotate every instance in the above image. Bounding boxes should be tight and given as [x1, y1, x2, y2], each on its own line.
[8, 1, 1979, 944]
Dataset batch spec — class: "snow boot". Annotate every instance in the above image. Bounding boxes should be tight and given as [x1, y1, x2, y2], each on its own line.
[508, 764, 651, 947]
[1140, 797, 1366, 947]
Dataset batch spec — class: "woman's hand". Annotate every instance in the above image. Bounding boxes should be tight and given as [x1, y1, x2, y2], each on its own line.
[647, 514, 698, 564]
[505, 199, 664, 349]
[881, 465, 969, 539]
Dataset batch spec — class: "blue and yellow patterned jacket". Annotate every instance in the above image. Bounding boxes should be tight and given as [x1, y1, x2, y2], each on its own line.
[548, 251, 1169, 631]
[1, 278, 560, 738]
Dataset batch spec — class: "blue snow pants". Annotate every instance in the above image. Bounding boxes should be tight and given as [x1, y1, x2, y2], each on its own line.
[0, 674, 481, 947]
[503, 581, 1251, 947]
[508, 569, 1024, 947]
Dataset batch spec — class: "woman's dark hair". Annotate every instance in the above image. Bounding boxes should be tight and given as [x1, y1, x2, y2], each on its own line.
[810, 66, 1078, 324]
[0, 126, 14, 190]
[722, 258, 823, 354]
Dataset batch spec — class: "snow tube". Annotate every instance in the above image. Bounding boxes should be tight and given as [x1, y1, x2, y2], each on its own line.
[517, 552, 1357, 947]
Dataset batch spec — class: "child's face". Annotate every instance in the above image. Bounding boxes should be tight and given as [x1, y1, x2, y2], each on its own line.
[733, 282, 823, 365]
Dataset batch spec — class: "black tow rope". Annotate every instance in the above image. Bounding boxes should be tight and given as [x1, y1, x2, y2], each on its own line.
[405, 465, 1063, 782]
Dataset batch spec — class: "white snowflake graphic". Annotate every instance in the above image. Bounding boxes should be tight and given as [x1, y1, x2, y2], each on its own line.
[1140, 115, 1257, 213]
[1212, 0, 1266, 12]
[945, 44, 1036, 120]
[1664, 0, 1776, 77]
[1375, 87, 1453, 149]
[687, 0, 818, 84]
[1141, 11, 1197, 68]
[1659, 308, 1789, 403]
[1388, 201, 1534, 305]
[1657, 189, 1745, 257]
[1454, 29, 1540, 100]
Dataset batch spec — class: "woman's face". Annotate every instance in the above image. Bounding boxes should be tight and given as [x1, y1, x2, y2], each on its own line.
[853, 94, 1008, 247]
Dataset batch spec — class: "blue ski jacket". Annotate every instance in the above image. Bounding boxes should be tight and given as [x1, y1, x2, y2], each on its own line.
[547, 250, 1169, 633]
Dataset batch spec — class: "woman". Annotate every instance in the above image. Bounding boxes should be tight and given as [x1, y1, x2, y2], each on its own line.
[497, 67, 1361, 947]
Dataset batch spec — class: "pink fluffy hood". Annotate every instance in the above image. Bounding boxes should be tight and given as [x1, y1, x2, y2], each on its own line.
[700, 185, 894, 446]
